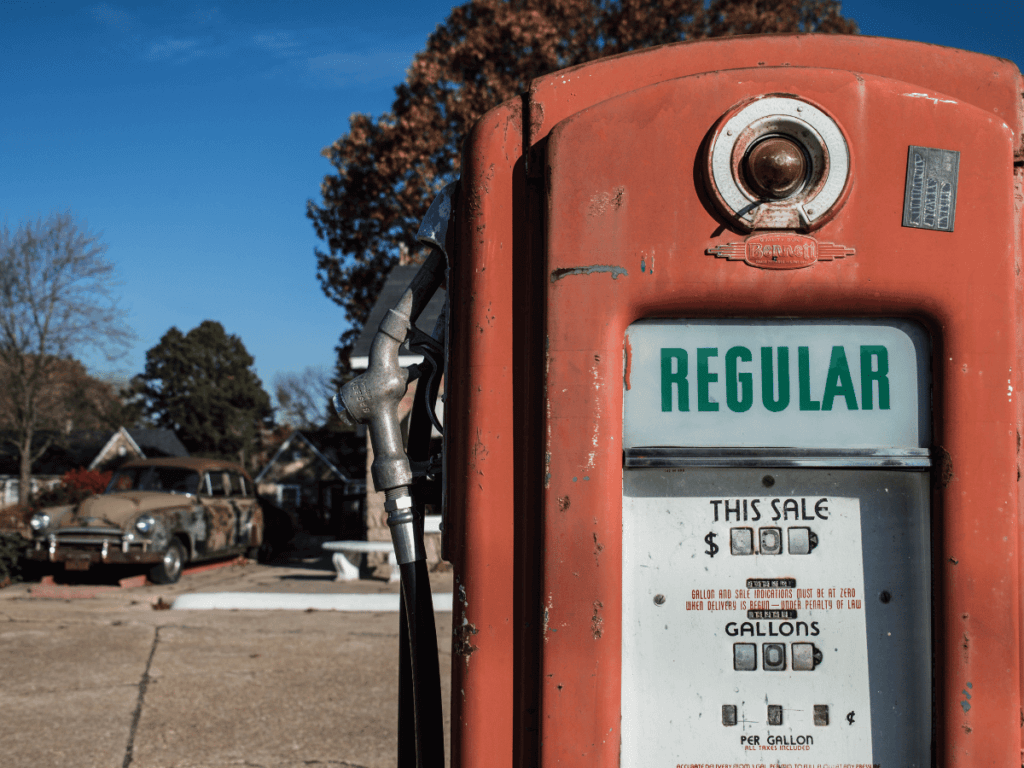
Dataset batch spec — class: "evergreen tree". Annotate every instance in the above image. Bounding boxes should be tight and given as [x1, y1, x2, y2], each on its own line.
[135, 321, 272, 467]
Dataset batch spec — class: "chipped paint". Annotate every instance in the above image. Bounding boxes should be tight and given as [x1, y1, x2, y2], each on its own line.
[903, 92, 958, 105]
[550, 265, 628, 283]
[545, 335, 552, 489]
[588, 186, 625, 216]
[961, 681, 973, 713]
[543, 594, 552, 643]
[624, 334, 632, 391]
[454, 619, 480, 667]
[592, 532, 604, 566]
[453, 581, 478, 667]
[472, 428, 489, 470]
[585, 358, 603, 469]
[557, 496, 570, 512]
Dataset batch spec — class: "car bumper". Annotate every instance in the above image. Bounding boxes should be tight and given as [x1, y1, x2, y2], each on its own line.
[26, 538, 163, 568]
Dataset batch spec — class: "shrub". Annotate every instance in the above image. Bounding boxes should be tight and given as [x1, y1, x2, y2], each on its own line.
[0, 531, 29, 586]
[33, 468, 111, 509]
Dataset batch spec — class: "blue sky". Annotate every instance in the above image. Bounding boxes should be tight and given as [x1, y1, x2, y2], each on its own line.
[1, 1, 1020, 405]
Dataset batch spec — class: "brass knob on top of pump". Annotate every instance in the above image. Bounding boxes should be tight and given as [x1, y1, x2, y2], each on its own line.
[744, 136, 806, 200]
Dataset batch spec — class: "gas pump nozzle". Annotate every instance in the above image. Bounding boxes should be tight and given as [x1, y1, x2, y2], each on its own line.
[333, 251, 444, 563]
[332, 182, 456, 768]
[333, 180, 454, 562]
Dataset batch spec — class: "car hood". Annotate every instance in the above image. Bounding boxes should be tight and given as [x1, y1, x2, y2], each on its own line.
[58, 492, 191, 529]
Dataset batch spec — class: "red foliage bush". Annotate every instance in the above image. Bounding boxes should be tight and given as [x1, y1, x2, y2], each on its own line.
[62, 467, 112, 496]
[32, 468, 112, 509]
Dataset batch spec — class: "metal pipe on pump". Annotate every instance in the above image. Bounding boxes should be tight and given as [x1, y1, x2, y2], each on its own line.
[333, 183, 457, 768]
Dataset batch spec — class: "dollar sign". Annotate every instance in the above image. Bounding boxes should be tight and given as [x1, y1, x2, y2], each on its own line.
[847, 711, 856, 725]
[704, 531, 719, 558]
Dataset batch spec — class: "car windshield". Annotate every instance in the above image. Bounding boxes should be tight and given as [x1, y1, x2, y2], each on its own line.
[106, 466, 201, 495]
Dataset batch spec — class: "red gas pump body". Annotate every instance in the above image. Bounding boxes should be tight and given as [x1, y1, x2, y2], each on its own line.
[443, 35, 1024, 767]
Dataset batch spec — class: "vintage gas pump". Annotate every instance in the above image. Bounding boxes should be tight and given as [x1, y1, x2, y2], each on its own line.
[343, 34, 1024, 768]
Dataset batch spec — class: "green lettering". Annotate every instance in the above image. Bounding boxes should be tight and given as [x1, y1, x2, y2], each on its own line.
[697, 348, 719, 412]
[726, 346, 753, 412]
[798, 347, 821, 411]
[661, 348, 689, 412]
[822, 346, 859, 411]
[761, 347, 790, 412]
[860, 346, 890, 410]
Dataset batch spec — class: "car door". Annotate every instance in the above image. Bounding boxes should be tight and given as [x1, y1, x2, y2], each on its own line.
[228, 471, 258, 548]
[202, 470, 236, 552]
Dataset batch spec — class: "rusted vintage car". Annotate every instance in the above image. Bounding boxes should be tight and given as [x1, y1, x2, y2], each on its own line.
[26, 457, 264, 583]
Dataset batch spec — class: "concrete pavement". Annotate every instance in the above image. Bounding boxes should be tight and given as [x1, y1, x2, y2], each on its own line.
[0, 554, 453, 768]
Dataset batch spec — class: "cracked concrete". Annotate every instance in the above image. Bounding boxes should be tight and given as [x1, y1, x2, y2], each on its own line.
[0, 558, 453, 768]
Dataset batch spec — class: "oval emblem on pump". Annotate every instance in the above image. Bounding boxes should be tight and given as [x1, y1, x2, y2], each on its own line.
[707, 233, 854, 270]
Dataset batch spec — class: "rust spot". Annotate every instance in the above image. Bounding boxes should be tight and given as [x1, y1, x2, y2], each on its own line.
[593, 532, 604, 566]
[557, 496, 570, 512]
[550, 265, 628, 283]
[454, 620, 479, 667]
[949, 557, 958, 564]
[624, 334, 632, 391]
[936, 446, 954, 487]
[591, 601, 604, 639]
[503, 100, 523, 144]
[529, 99, 545, 142]
[472, 428, 489, 464]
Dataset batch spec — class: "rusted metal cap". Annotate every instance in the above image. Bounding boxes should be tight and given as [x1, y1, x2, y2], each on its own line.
[744, 137, 806, 199]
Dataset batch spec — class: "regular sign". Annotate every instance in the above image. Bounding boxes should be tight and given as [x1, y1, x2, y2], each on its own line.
[623, 320, 929, 450]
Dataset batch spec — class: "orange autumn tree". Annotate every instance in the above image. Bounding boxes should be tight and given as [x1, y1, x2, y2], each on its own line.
[308, 0, 858, 382]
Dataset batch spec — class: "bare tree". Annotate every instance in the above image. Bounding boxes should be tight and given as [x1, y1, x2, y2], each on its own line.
[273, 365, 334, 430]
[0, 213, 133, 504]
[308, 0, 858, 382]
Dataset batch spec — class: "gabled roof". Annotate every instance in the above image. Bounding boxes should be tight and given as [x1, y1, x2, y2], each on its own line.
[127, 428, 189, 458]
[88, 427, 144, 470]
[254, 430, 358, 485]
[350, 264, 446, 370]
[0, 427, 188, 477]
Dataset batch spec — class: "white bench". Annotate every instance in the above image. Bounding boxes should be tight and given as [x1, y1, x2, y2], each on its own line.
[323, 541, 399, 583]
[323, 517, 442, 583]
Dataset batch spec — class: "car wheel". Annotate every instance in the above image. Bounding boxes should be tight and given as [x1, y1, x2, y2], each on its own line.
[149, 539, 186, 584]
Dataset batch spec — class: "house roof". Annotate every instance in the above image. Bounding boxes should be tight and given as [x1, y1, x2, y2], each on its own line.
[0, 427, 188, 477]
[254, 430, 365, 485]
[126, 428, 189, 458]
[350, 264, 446, 370]
[120, 455, 253, 479]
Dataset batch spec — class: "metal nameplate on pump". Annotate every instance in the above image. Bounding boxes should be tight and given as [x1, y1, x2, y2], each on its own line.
[902, 146, 959, 232]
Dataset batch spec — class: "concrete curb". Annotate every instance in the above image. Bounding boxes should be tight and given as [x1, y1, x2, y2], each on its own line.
[26, 585, 118, 599]
[172, 591, 455, 612]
